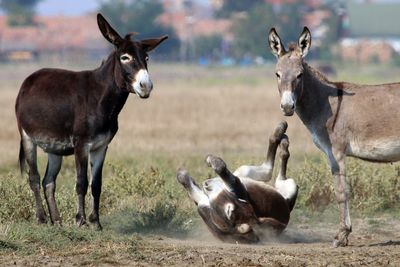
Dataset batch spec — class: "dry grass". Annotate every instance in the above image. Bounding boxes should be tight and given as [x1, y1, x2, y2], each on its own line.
[0, 61, 316, 169]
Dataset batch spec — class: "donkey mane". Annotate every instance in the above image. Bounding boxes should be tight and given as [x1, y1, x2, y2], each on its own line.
[303, 61, 352, 91]
[303, 62, 331, 84]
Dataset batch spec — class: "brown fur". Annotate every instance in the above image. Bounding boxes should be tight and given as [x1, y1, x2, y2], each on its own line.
[177, 122, 297, 243]
[15, 13, 167, 228]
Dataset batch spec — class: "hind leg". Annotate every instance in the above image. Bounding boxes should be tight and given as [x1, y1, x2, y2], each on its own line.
[22, 132, 47, 223]
[233, 121, 288, 182]
[42, 154, 62, 225]
[275, 135, 298, 211]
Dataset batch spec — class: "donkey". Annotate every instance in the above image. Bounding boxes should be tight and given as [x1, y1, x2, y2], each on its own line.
[15, 14, 167, 229]
[177, 122, 298, 243]
[268, 27, 400, 247]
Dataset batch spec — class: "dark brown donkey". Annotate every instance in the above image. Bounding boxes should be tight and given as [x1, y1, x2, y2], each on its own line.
[15, 14, 167, 229]
[268, 27, 400, 247]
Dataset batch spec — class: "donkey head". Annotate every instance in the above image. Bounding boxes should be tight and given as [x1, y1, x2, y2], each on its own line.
[97, 13, 168, 98]
[201, 156, 261, 243]
[268, 27, 311, 116]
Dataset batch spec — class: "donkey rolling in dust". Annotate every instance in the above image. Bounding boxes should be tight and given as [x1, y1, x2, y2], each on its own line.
[268, 27, 400, 247]
[177, 122, 298, 243]
[15, 14, 167, 229]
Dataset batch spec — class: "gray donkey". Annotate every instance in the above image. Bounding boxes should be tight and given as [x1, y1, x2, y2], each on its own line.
[269, 26, 400, 247]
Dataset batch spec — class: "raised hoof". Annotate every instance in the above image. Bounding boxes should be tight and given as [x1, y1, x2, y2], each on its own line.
[205, 155, 226, 174]
[176, 169, 192, 188]
[273, 121, 288, 139]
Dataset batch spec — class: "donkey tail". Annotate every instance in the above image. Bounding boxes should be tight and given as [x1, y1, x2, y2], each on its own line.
[18, 139, 26, 175]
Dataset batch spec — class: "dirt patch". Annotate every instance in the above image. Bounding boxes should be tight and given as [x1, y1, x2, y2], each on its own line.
[2, 218, 400, 267]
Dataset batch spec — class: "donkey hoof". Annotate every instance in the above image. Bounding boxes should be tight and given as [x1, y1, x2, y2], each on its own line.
[53, 220, 63, 227]
[37, 217, 48, 224]
[176, 169, 192, 188]
[205, 155, 226, 173]
[37, 213, 48, 224]
[88, 214, 103, 231]
[277, 121, 288, 134]
[271, 121, 288, 141]
[332, 232, 349, 247]
[92, 222, 103, 231]
[332, 238, 348, 248]
[75, 215, 87, 227]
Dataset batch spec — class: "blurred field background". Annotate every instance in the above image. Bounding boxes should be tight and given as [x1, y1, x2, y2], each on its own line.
[1, 0, 400, 264]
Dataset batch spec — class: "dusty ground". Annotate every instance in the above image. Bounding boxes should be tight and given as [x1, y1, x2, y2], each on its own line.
[2, 217, 400, 267]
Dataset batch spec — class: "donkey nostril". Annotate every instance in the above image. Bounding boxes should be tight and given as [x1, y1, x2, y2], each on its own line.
[140, 82, 144, 88]
[291, 104, 295, 109]
[280, 104, 284, 109]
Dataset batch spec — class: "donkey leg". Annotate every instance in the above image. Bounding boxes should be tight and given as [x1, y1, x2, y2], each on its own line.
[206, 155, 249, 200]
[277, 134, 289, 179]
[263, 121, 288, 180]
[177, 169, 209, 206]
[206, 155, 232, 181]
[74, 146, 89, 227]
[275, 135, 298, 211]
[88, 145, 108, 231]
[42, 154, 62, 225]
[330, 151, 352, 247]
[21, 132, 47, 224]
[233, 121, 287, 182]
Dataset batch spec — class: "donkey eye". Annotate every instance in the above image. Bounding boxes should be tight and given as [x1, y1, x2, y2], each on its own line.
[145, 56, 149, 61]
[297, 73, 303, 79]
[275, 72, 281, 79]
[120, 54, 133, 63]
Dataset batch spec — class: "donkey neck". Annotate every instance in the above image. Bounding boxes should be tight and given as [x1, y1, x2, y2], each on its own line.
[296, 62, 340, 129]
[93, 52, 129, 119]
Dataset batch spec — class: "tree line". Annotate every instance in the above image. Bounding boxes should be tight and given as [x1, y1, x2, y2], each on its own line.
[0, 0, 341, 62]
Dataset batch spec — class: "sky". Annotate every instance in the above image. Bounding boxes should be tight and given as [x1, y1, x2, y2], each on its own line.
[36, 0, 210, 16]
[36, 0, 99, 16]
[33, 0, 400, 16]
[36, 0, 212, 16]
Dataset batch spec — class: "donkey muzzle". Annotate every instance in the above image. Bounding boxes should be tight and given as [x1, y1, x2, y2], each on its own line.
[280, 91, 296, 116]
[132, 69, 153, 98]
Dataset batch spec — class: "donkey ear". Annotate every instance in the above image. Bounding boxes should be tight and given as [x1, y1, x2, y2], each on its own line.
[140, 35, 168, 52]
[97, 13, 123, 47]
[268, 28, 285, 58]
[297, 27, 311, 58]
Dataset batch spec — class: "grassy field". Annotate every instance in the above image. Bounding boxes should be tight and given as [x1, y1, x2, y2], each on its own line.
[1, 60, 400, 266]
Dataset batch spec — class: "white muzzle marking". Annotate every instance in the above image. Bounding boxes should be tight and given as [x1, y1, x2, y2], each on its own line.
[132, 69, 153, 97]
[281, 91, 295, 108]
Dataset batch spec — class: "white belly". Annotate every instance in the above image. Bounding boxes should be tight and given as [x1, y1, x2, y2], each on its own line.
[347, 138, 400, 162]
